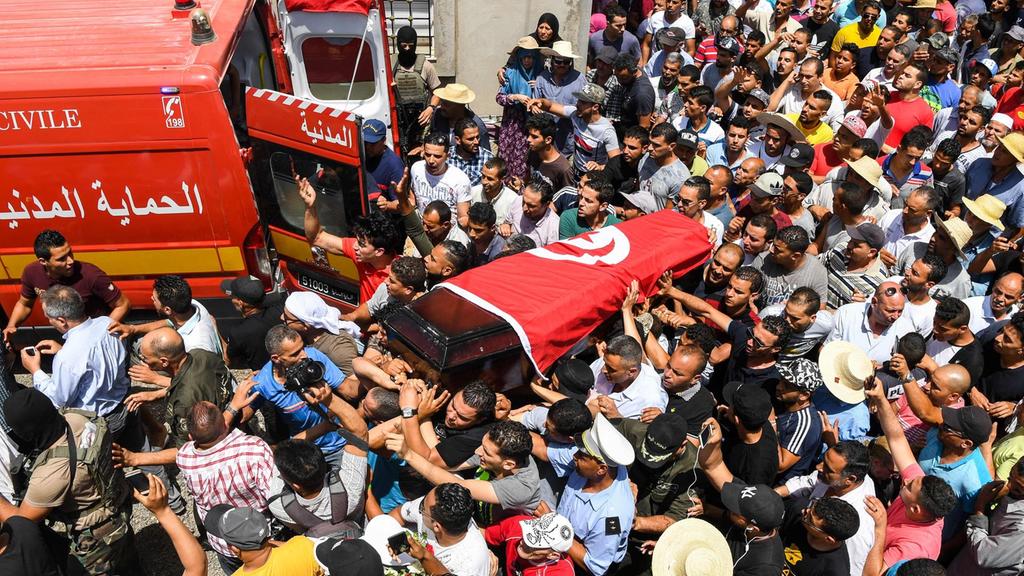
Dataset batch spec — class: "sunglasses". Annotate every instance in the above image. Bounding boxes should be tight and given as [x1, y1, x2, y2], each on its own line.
[881, 286, 899, 297]
[553, 58, 572, 66]
[940, 423, 963, 437]
[746, 327, 769, 349]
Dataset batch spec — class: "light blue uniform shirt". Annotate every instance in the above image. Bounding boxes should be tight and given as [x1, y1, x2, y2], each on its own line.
[919, 427, 992, 541]
[252, 347, 346, 454]
[965, 159, 1024, 230]
[557, 466, 635, 575]
[33, 316, 129, 417]
[812, 386, 870, 443]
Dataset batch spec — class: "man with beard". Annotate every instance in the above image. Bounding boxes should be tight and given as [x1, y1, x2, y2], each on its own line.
[660, 265, 765, 344]
[863, 42, 911, 90]
[399, 379, 496, 471]
[705, 118, 754, 173]
[694, 14, 742, 67]
[897, 254, 944, 337]
[690, 243, 744, 298]
[391, 26, 441, 153]
[500, 180, 559, 247]
[559, 173, 621, 239]
[966, 131, 1024, 234]
[446, 118, 492, 187]
[786, 90, 835, 145]
[604, 126, 646, 193]
[777, 441, 876, 576]
[831, 0, 883, 55]
[649, 52, 684, 112]
[825, 222, 887, 308]
[525, 115, 574, 194]
[934, 106, 990, 174]
[883, 63, 933, 152]
[699, 36, 741, 92]
[734, 213, 777, 265]
[737, 0, 802, 42]
[420, 201, 471, 249]
[878, 185, 937, 272]
[637, 123, 690, 208]
[423, 240, 469, 288]
[857, 25, 900, 78]
[715, 67, 770, 129]
[895, 217, 974, 299]
[809, 179, 874, 257]
[921, 47, 961, 113]
[922, 297, 984, 384]
[826, 281, 914, 363]
[770, 59, 844, 130]
[655, 344, 716, 435]
[978, 113, 1013, 155]
[930, 85, 982, 136]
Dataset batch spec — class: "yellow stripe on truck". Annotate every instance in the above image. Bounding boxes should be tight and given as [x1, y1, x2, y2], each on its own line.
[270, 231, 360, 282]
[1, 247, 245, 277]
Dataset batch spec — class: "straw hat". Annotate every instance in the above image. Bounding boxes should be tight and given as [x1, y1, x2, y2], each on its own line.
[963, 194, 1006, 231]
[997, 132, 1024, 164]
[910, 0, 937, 8]
[433, 83, 476, 104]
[508, 35, 540, 54]
[540, 40, 580, 59]
[934, 216, 972, 260]
[651, 518, 733, 576]
[846, 157, 884, 190]
[819, 341, 874, 404]
[755, 112, 806, 143]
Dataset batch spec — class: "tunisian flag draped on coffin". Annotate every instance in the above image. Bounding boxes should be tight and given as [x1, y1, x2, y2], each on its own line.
[438, 210, 713, 374]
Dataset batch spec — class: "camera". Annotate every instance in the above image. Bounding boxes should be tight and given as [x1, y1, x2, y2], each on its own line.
[283, 358, 326, 393]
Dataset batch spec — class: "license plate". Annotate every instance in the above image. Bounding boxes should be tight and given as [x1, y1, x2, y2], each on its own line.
[296, 270, 358, 306]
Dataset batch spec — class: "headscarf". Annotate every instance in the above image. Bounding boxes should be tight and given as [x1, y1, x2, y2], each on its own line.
[504, 46, 545, 99]
[395, 26, 418, 68]
[284, 292, 361, 339]
[530, 13, 562, 47]
[4, 388, 65, 455]
[590, 13, 608, 34]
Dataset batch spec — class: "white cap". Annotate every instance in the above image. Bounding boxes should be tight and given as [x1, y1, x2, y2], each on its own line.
[993, 113, 1014, 130]
[576, 413, 635, 467]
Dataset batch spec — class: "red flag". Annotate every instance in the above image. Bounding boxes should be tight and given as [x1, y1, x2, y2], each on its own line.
[283, 0, 372, 14]
[438, 211, 712, 374]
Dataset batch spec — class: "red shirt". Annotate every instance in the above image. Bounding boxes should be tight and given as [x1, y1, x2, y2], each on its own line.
[996, 86, 1024, 130]
[484, 515, 575, 576]
[340, 237, 391, 304]
[885, 93, 934, 149]
[883, 463, 944, 565]
[811, 142, 844, 177]
[19, 261, 121, 319]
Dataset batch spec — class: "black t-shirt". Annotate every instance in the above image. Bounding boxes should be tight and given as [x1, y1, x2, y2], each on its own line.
[989, 251, 1024, 294]
[432, 416, 494, 467]
[0, 516, 61, 576]
[667, 386, 717, 437]
[727, 526, 785, 576]
[723, 425, 780, 486]
[803, 19, 839, 57]
[725, 320, 782, 394]
[619, 74, 657, 134]
[980, 341, 1024, 404]
[856, 48, 883, 79]
[225, 302, 284, 371]
[781, 525, 851, 576]
[603, 154, 639, 197]
[947, 338, 984, 387]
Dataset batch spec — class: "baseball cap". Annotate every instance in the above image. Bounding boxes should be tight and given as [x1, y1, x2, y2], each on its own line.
[925, 32, 949, 49]
[657, 27, 686, 47]
[723, 381, 772, 429]
[677, 127, 699, 150]
[315, 537, 385, 576]
[847, 222, 885, 250]
[204, 505, 270, 551]
[934, 47, 959, 64]
[941, 405, 992, 446]
[595, 46, 619, 64]
[220, 275, 265, 306]
[620, 190, 662, 215]
[777, 359, 824, 393]
[1008, 25, 1024, 43]
[973, 58, 999, 77]
[519, 513, 575, 553]
[572, 83, 607, 105]
[362, 119, 388, 144]
[751, 172, 785, 198]
[841, 114, 868, 138]
[721, 481, 785, 529]
[780, 143, 814, 168]
[746, 88, 771, 108]
[715, 36, 741, 55]
[637, 413, 688, 468]
[553, 358, 596, 403]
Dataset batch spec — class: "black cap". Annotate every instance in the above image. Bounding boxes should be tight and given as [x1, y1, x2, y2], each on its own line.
[780, 143, 814, 168]
[721, 481, 785, 529]
[314, 538, 385, 576]
[637, 413, 688, 468]
[553, 359, 596, 403]
[204, 505, 270, 551]
[220, 276, 265, 306]
[941, 405, 992, 446]
[723, 381, 772, 429]
[677, 127, 699, 150]
[596, 46, 619, 64]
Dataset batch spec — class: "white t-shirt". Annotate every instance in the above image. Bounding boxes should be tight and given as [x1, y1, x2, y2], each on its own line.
[0, 428, 23, 502]
[646, 10, 697, 42]
[470, 185, 518, 224]
[699, 211, 725, 248]
[411, 161, 472, 224]
[926, 338, 962, 366]
[401, 497, 492, 576]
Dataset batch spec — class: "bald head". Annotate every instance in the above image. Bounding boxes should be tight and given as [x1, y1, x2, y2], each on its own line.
[143, 327, 186, 361]
[870, 281, 905, 326]
[717, 242, 744, 262]
[933, 364, 971, 395]
[736, 158, 766, 186]
[996, 272, 1024, 296]
[706, 165, 733, 189]
[722, 15, 739, 30]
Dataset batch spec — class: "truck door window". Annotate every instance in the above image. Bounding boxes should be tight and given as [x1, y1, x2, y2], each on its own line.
[264, 149, 362, 238]
[301, 37, 377, 101]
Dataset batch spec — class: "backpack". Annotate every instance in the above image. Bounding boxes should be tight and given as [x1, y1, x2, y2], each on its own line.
[392, 54, 429, 106]
[35, 409, 126, 526]
[273, 469, 363, 539]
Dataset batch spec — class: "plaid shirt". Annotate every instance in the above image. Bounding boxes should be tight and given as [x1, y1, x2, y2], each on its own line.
[447, 145, 493, 187]
[587, 69, 623, 123]
[176, 428, 275, 557]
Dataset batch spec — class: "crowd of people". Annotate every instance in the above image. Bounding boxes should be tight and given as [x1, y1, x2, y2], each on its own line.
[6, 1, 1024, 575]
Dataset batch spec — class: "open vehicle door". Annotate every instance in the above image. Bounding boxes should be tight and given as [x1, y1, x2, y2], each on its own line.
[244, 86, 369, 309]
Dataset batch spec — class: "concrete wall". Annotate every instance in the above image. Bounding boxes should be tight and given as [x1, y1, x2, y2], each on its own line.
[433, 0, 593, 118]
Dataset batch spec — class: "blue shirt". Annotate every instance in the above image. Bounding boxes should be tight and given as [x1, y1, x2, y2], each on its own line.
[366, 148, 405, 202]
[919, 427, 992, 541]
[924, 78, 961, 111]
[557, 466, 635, 576]
[251, 347, 346, 454]
[812, 387, 870, 443]
[832, 0, 887, 27]
[964, 233, 996, 295]
[33, 316, 129, 417]
[965, 159, 1024, 230]
[367, 450, 408, 513]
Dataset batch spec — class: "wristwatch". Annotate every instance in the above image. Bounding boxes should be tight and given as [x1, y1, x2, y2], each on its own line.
[401, 407, 418, 419]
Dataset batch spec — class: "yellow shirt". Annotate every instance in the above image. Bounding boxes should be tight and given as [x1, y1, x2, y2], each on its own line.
[689, 155, 710, 177]
[831, 22, 881, 52]
[233, 537, 324, 576]
[784, 113, 834, 146]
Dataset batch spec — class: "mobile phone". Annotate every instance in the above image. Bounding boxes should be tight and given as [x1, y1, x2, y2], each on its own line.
[699, 423, 714, 446]
[23, 346, 36, 357]
[125, 469, 150, 495]
[387, 531, 410, 555]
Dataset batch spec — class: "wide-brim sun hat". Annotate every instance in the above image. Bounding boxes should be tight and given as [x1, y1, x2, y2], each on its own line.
[755, 112, 806, 144]
[433, 83, 476, 104]
[819, 340, 874, 404]
[963, 194, 1006, 231]
[540, 40, 580, 59]
[652, 518, 733, 576]
[508, 35, 540, 54]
